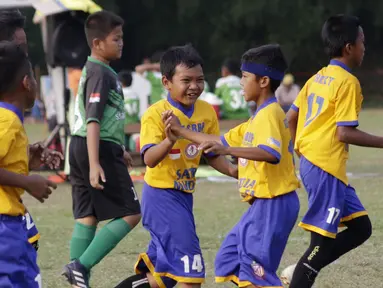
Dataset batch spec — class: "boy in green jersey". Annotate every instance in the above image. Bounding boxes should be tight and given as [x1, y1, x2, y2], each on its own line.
[63, 11, 141, 288]
[215, 58, 249, 119]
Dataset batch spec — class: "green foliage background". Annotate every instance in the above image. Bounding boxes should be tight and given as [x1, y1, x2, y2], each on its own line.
[21, 0, 383, 102]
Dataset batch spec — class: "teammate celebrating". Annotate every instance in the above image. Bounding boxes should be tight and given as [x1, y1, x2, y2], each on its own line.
[162, 44, 300, 287]
[115, 44, 237, 288]
[286, 15, 380, 287]
[63, 11, 141, 288]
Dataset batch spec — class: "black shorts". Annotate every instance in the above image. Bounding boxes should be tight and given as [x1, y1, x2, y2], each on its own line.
[69, 136, 141, 221]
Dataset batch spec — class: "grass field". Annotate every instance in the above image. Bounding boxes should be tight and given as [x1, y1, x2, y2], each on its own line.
[24, 109, 383, 288]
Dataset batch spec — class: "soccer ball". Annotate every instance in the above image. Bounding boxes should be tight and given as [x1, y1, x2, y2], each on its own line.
[280, 264, 296, 286]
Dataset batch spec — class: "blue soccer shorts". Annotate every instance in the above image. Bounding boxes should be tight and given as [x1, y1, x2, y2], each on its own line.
[299, 156, 368, 239]
[215, 191, 300, 287]
[0, 215, 41, 288]
[134, 183, 205, 288]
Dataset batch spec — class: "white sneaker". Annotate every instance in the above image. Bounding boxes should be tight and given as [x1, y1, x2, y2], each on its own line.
[280, 264, 297, 286]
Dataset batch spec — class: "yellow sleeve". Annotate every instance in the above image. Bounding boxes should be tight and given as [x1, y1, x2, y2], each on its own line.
[0, 120, 17, 162]
[255, 111, 282, 163]
[139, 109, 164, 155]
[335, 81, 362, 127]
[221, 120, 249, 147]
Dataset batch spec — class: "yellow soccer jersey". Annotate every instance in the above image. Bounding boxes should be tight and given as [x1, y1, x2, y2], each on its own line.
[0, 103, 28, 215]
[292, 60, 363, 184]
[140, 96, 219, 193]
[221, 97, 300, 201]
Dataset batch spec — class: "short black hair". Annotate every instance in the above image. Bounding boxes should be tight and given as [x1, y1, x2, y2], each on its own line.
[0, 41, 30, 95]
[160, 44, 204, 80]
[241, 44, 288, 93]
[85, 10, 124, 47]
[118, 70, 133, 87]
[222, 58, 240, 75]
[0, 9, 25, 41]
[322, 15, 361, 58]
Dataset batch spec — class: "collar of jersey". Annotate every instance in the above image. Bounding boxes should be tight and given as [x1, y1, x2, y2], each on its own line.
[167, 93, 194, 118]
[87, 56, 117, 75]
[253, 96, 277, 118]
[0, 102, 24, 123]
[329, 59, 352, 73]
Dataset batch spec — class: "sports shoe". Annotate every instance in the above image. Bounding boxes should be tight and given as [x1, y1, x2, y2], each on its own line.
[62, 260, 89, 288]
[280, 263, 296, 285]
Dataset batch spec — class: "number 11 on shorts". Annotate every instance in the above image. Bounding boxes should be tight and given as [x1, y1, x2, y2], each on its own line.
[181, 254, 203, 273]
[326, 207, 341, 225]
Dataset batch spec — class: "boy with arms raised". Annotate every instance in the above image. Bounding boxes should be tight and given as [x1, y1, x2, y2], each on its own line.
[115, 44, 237, 288]
[0, 41, 61, 287]
[63, 11, 141, 287]
[285, 15, 379, 288]
[135, 52, 166, 105]
[164, 44, 300, 287]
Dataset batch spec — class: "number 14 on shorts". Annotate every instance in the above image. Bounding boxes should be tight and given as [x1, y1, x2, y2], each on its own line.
[181, 254, 203, 273]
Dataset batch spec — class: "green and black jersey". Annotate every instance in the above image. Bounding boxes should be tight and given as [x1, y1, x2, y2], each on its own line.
[72, 57, 125, 146]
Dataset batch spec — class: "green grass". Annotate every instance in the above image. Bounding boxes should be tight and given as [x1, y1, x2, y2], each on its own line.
[24, 109, 383, 288]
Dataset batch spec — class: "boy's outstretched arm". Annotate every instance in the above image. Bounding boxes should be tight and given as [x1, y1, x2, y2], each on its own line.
[162, 111, 222, 144]
[206, 155, 238, 179]
[199, 141, 278, 163]
[337, 126, 383, 148]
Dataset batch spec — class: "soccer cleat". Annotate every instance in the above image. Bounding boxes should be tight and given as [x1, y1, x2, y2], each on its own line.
[62, 260, 90, 288]
[280, 263, 296, 286]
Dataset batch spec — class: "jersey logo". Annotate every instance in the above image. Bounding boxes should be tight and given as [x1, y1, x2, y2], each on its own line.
[251, 261, 265, 278]
[239, 157, 248, 167]
[169, 149, 181, 160]
[267, 137, 281, 148]
[185, 143, 199, 159]
[89, 93, 100, 103]
[115, 111, 125, 121]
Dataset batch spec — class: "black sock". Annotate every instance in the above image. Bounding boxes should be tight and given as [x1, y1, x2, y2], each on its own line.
[290, 232, 335, 288]
[322, 215, 372, 267]
[290, 217, 372, 288]
[114, 273, 150, 288]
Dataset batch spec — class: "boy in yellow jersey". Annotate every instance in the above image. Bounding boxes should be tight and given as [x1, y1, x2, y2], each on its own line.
[0, 41, 61, 287]
[114, 44, 237, 288]
[0, 8, 45, 251]
[163, 44, 300, 288]
[285, 15, 379, 288]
